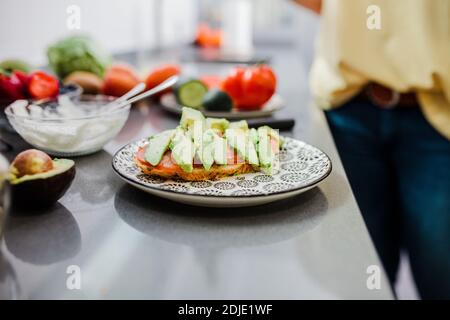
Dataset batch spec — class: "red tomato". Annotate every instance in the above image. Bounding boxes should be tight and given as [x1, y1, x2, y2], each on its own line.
[28, 71, 59, 100]
[220, 67, 245, 104]
[145, 64, 180, 98]
[13, 70, 31, 94]
[0, 73, 26, 102]
[200, 75, 222, 89]
[221, 65, 276, 110]
[240, 65, 276, 109]
[103, 64, 140, 97]
[12, 70, 32, 98]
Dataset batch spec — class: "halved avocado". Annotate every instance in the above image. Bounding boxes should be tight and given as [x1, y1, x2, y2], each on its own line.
[10, 159, 75, 208]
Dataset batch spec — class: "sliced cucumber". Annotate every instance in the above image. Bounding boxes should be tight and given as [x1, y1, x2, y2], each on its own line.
[174, 78, 208, 109]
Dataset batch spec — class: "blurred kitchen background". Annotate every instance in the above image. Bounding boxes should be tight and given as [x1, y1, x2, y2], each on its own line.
[0, 0, 417, 299]
[0, 0, 318, 66]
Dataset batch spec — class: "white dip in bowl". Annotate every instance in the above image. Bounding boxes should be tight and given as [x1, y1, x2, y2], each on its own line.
[5, 95, 131, 156]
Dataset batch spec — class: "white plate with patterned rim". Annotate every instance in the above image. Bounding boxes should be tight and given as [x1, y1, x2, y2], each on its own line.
[160, 93, 284, 119]
[112, 137, 332, 207]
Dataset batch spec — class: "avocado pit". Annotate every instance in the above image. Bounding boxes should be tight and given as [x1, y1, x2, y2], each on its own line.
[11, 149, 53, 178]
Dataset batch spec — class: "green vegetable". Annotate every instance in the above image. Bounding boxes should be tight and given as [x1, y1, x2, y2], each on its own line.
[202, 89, 233, 111]
[260, 125, 281, 148]
[229, 120, 249, 130]
[225, 128, 259, 166]
[0, 59, 32, 74]
[174, 78, 208, 109]
[248, 128, 259, 145]
[180, 106, 205, 129]
[170, 127, 196, 173]
[257, 127, 275, 174]
[213, 134, 228, 165]
[9, 158, 75, 208]
[180, 107, 205, 151]
[143, 107, 283, 174]
[47, 35, 112, 79]
[206, 118, 229, 133]
[144, 130, 175, 166]
[200, 129, 216, 170]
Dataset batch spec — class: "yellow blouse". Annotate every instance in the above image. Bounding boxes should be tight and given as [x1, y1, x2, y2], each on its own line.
[310, 0, 450, 139]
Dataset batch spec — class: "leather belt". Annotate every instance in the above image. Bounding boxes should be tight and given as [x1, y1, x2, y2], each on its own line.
[358, 83, 418, 109]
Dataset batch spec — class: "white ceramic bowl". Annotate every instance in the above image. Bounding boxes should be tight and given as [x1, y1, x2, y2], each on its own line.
[5, 95, 130, 156]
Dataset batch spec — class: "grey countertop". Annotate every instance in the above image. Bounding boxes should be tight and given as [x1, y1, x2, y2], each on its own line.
[0, 46, 393, 299]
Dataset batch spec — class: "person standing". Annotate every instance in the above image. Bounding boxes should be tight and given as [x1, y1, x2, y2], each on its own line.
[294, 0, 450, 299]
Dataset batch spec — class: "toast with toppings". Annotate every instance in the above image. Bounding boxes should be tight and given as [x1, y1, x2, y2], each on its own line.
[134, 107, 282, 181]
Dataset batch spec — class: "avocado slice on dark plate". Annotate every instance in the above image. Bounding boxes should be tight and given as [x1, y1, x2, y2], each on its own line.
[10, 158, 75, 209]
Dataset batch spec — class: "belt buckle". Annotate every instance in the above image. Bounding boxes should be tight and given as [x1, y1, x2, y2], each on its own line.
[367, 84, 400, 109]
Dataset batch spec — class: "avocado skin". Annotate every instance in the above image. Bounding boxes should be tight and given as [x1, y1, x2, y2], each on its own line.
[11, 166, 75, 209]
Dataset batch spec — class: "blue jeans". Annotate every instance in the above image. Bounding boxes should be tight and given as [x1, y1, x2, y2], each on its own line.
[326, 99, 450, 299]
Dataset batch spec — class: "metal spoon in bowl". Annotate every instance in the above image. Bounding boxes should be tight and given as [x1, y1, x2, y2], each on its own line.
[105, 82, 146, 107]
[108, 75, 179, 111]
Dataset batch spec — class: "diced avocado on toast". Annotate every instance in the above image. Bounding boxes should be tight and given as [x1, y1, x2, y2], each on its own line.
[206, 118, 229, 133]
[225, 128, 259, 166]
[200, 129, 216, 170]
[257, 127, 275, 174]
[144, 130, 175, 166]
[136, 107, 282, 180]
[248, 128, 259, 145]
[170, 127, 196, 173]
[213, 134, 228, 166]
[180, 107, 205, 129]
[180, 107, 208, 168]
[229, 120, 249, 130]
